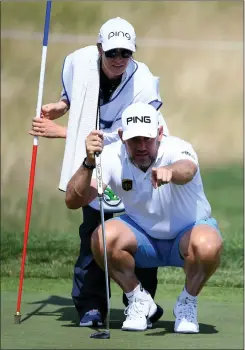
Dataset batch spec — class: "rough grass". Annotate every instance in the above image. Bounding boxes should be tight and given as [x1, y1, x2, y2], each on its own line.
[1, 1, 243, 39]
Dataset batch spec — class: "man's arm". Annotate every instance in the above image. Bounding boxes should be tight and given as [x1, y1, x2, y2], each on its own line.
[65, 130, 107, 209]
[152, 160, 197, 188]
[166, 160, 197, 185]
[65, 166, 98, 209]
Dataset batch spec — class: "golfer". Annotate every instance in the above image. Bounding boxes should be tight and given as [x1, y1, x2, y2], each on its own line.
[30, 17, 169, 327]
[66, 102, 223, 333]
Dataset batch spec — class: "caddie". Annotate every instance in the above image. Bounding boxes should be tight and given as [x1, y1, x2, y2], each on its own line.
[65, 102, 223, 333]
[30, 18, 169, 327]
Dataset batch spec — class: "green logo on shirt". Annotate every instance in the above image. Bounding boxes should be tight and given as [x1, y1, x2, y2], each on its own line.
[103, 187, 122, 206]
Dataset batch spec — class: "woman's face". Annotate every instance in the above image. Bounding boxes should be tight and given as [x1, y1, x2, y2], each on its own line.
[99, 46, 133, 79]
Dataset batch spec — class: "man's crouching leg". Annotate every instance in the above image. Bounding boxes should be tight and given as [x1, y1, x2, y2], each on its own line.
[91, 219, 158, 331]
[174, 221, 223, 334]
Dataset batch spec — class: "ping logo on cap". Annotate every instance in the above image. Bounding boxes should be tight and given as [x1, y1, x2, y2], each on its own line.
[126, 116, 151, 125]
[108, 31, 131, 40]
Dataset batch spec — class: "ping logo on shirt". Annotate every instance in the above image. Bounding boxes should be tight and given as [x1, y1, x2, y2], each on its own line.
[108, 31, 131, 40]
[126, 116, 151, 125]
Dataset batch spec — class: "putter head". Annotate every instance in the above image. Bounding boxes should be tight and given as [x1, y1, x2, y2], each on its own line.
[90, 330, 110, 339]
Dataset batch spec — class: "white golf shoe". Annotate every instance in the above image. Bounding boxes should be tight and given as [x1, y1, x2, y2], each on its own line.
[173, 296, 199, 333]
[122, 293, 157, 331]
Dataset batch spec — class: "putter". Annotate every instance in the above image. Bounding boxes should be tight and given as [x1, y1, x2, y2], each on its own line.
[90, 153, 110, 340]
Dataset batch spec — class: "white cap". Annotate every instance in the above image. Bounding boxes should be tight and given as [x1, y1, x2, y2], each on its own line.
[121, 103, 159, 141]
[97, 17, 136, 52]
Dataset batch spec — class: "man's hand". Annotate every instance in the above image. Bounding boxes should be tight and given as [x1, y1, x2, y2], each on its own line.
[41, 100, 69, 120]
[29, 118, 67, 138]
[151, 166, 173, 188]
[86, 130, 104, 164]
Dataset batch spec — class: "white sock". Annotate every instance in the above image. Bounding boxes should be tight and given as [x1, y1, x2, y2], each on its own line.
[125, 284, 148, 301]
[180, 287, 197, 302]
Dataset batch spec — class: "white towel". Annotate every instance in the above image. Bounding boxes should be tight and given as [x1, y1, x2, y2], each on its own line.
[59, 46, 99, 191]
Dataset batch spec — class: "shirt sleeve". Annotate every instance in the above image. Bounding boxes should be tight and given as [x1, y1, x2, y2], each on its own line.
[60, 52, 74, 105]
[168, 139, 199, 165]
[102, 119, 122, 145]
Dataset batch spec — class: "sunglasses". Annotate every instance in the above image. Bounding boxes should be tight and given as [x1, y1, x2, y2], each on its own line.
[104, 49, 133, 59]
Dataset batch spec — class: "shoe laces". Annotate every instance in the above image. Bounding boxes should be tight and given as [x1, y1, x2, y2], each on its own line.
[124, 299, 146, 320]
[176, 298, 197, 322]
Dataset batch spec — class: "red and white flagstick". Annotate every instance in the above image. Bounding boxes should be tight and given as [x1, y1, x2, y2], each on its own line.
[14, 1, 52, 324]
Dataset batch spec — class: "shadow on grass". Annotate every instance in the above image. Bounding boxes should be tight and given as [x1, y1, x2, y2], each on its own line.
[21, 295, 218, 335]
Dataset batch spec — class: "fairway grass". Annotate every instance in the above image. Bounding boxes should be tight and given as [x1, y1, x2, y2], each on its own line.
[1, 278, 243, 349]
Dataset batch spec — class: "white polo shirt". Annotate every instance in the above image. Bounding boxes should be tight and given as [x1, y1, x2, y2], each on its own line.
[100, 136, 211, 240]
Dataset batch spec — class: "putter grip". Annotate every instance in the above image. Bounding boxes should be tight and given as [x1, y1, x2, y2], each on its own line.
[95, 154, 103, 196]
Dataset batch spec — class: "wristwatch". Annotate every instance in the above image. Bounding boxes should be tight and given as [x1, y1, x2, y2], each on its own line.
[82, 157, 96, 170]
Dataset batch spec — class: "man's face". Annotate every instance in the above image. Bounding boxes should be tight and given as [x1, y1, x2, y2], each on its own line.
[123, 127, 163, 172]
[100, 47, 132, 78]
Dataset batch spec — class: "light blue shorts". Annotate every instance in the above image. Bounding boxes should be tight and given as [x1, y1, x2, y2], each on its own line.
[112, 215, 221, 268]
